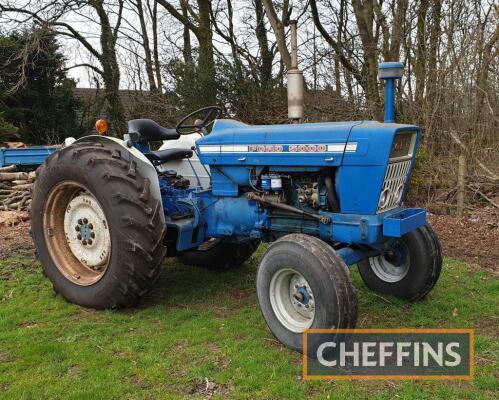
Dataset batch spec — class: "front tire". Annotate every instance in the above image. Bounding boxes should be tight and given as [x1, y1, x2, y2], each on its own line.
[358, 225, 442, 301]
[31, 143, 167, 309]
[256, 234, 357, 353]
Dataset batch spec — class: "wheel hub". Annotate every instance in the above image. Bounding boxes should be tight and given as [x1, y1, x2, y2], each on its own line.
[369, 240, 410, 283]
[269, 269, 315, 333]
[64, 193, 111, 269]
[75, 218, 96, 245]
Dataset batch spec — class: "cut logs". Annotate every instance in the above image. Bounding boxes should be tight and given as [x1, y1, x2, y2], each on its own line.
[0, 165, 34, 211]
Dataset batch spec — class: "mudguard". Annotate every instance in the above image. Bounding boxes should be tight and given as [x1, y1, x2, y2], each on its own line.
[73, 135, 165, 224]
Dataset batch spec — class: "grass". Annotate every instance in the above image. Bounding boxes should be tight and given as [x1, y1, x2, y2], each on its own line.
[0, 246, 497, 399]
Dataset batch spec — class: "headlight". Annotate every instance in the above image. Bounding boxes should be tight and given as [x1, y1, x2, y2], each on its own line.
[379, 188, 391, 209]
[394, 184, 404, 203]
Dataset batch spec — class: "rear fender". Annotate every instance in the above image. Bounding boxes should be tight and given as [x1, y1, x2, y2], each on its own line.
[74, 135, 164, 224]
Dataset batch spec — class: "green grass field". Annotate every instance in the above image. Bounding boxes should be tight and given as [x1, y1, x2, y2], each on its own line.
[0, 246, 497, 399]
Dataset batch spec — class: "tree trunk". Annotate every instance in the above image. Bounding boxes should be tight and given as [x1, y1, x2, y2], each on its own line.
[194, 0, 216, 104]
[136, 0, 157, 92]
[474, 15, 498, 128]
[151, 0, 163, 92]
[414, 0, 428, 108]
[390, 0, 408, 60]
[351, 0, 382, 119]
[227, 0, 243, 78]
[180, 0, 193, 65]
[335, 0, 347, 94]
[93, 0, 126, 135]
[261, 0, 291, 70]
[254, 0, 272, 86]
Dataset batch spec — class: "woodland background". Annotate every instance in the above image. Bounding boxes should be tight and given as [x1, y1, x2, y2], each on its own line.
[0, 0, 497, 212]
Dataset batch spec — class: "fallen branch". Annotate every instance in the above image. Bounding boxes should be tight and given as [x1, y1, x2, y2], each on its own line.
[0, 165, 17, 172]
[467, 184, 499, 208]
[12, 183, 33, 190]
[10, 194, 30, 210]
[12, 179, 32, 185]
[0, 172, 30, 181]
[446, 131, 499, 181]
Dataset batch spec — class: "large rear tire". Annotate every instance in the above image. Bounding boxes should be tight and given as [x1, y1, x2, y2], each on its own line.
[31, 143, 166, 309]
[177, 238, 260, 270]
[256, 234, 357, 353]
[357, 225, 442, 301]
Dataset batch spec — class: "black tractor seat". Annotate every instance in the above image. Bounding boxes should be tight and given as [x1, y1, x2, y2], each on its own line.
[128, 119, 180, 143]
[145, 148, 193, 165]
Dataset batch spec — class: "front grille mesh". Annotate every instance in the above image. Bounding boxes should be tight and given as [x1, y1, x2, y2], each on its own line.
[377, 160, 412, 213]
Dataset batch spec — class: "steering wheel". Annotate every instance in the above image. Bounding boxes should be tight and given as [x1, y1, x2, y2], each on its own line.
[176, 106, 223, 135]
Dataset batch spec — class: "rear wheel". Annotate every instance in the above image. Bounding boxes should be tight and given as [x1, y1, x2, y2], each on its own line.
[256, 234, 357, 353]
[358, 225, 442, 301]
[177, 238, 260, 270]
[31, 143, 166, 309]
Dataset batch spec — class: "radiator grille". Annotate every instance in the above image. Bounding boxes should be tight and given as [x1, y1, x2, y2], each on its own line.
[377, 160, 412, 213]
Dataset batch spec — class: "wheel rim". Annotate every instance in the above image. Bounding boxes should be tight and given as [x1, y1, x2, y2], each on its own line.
[269, 268, 315, 333]
[369, 241, 410, 283]
[43, 181, 111, 286]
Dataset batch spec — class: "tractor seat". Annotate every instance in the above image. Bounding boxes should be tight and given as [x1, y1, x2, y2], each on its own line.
[128, 119, 180, 143]
[145, 148, 193, 165]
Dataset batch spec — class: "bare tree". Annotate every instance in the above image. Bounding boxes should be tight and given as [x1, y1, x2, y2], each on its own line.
[1, 0, 127, 134]
[157, 0, 216, 103]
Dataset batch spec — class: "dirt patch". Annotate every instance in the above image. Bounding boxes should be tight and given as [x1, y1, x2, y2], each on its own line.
[428, 205, 499, 271]
[0, 210, 29, 226]
[188, 378, 230, 398]
[0, 212, 33, 260]
[206, 342, 231, 370]
[0, 352, 16, 363]
[474, 315, 499, 337]
[128, 374, 150, 390]
[230, 288, 252, 300]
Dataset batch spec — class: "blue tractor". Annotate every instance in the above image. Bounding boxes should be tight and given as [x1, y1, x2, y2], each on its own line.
[31, 62, 442, 352]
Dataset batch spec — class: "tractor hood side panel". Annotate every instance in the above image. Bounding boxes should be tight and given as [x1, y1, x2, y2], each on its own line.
[197, 119, 358, 168]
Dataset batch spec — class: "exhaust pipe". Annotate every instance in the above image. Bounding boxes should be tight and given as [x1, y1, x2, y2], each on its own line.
[287, 19, 304, 122]
[378, 62, 404, 123]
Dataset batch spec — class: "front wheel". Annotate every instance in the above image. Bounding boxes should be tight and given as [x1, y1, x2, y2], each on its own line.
[358, 225, 442, 301]
[256, 234, 357, 353]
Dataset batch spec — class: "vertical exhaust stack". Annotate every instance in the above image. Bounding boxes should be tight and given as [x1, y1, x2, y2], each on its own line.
[378, 62, 404, 123]
[287, 19, 304, 122]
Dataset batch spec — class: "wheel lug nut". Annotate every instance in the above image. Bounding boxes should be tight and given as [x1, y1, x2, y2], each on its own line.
[77, 234, 82, 240]
[87, 239, 92, 245]
[78, 219, 83, 225]
[83, 218, 88, 224]
[75, 226, 80, 231]
[90, 232, 95, 238]
[88, 224, 93, 229]
[82, 240, 87, 246]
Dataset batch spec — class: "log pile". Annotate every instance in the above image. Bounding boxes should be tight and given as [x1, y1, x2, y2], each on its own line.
[0, 165, 36, 211]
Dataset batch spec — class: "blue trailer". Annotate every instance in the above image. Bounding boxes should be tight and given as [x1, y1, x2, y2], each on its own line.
[0, 146, 59, 168]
